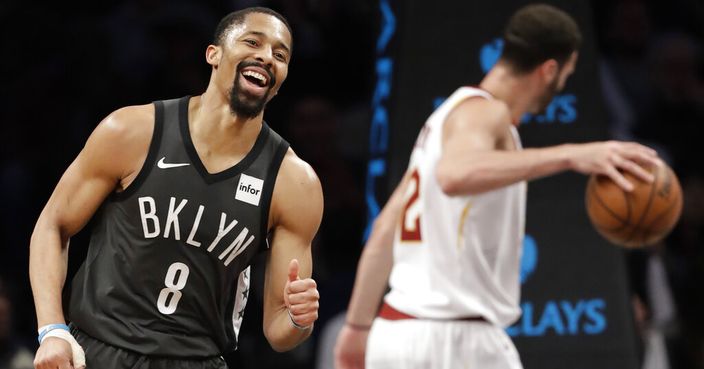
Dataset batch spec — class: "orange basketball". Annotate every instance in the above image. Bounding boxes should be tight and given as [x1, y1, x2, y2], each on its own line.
[585, 161, 683, 248]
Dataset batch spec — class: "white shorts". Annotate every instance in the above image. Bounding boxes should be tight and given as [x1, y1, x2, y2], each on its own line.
[366, 317, 523, 369]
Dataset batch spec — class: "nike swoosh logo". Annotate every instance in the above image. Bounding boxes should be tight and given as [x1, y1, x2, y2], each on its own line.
[157, 157, 190, 169]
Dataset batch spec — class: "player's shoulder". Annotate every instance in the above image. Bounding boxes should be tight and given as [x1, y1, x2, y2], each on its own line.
[110, 103, 155, 121]
[449, 96, 511, 125]
[443, 95, 511, 138]
[274, 149, 323, 208]
[277, 148, 322, 194]
[84, 104, 155, 153]
[97, 103, 155, 139]
[270, 148, 324, 229]
[82, 104, 156, 175]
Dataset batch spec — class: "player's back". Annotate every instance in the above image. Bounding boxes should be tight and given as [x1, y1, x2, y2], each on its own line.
[385, 87, 526, 327]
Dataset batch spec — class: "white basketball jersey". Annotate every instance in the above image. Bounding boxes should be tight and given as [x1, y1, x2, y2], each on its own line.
[385, 87, 527, 327]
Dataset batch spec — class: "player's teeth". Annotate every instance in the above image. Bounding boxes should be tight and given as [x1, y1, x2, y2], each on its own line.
[243, 71, 265, 82]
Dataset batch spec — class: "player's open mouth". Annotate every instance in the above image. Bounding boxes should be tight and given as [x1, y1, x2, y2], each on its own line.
[241, 68, 269, 88]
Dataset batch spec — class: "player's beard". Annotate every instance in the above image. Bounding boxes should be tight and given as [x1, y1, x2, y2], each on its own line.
[229, 61, 276, 119]
[534, 75, 560, 114]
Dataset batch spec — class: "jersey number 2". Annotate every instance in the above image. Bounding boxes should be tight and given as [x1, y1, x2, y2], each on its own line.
[157, 262, 190, 315]
[400, 169, 422, 242]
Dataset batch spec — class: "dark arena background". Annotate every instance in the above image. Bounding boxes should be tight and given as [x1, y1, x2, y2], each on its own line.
[1, 1, 703, 369]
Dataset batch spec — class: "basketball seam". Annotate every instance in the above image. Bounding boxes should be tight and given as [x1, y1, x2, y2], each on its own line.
[640, 189, 681, 244]
[594, 221, 632, 240]
[588, 179, 630, 227]
[623, 166, 660, 244]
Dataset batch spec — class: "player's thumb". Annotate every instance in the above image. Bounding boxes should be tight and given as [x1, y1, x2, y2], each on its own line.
[288, 259, 300, 282]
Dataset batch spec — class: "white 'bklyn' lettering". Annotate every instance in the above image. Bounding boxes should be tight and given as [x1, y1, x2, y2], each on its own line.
[137, 196, 255, 266]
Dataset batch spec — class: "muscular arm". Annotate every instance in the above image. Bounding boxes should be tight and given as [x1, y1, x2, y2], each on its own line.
[30, 105, 153, 327]
[262, 151, 323, 352]
[435, 99, 659, 196]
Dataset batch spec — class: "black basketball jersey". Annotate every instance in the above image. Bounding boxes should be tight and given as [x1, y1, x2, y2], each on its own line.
[69, 96, 289, 357]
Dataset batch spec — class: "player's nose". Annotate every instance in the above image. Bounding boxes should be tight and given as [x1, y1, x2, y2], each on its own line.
[254, 46, 274, 68]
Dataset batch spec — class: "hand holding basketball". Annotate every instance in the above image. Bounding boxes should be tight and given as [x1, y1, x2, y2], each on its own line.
[567, 141, 660, 191]
[585, 159, 683, 248]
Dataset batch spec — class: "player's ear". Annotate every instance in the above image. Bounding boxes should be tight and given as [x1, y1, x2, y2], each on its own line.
[206, 45, 222, 67]
[539, 59, 559, 83]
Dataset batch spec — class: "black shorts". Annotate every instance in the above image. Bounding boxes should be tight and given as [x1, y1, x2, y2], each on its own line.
[70, 325, 228, 369]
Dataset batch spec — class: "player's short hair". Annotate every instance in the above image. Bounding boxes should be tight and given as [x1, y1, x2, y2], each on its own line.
[500, 4, 582, 74]
[213, 7, 292, 47]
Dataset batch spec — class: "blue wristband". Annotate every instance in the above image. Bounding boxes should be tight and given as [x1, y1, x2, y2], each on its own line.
[38, 324, 70, 344]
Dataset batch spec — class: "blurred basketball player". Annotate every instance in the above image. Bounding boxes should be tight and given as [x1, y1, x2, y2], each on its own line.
[30, 7, 323, 369]
[335, 4, 660, 369]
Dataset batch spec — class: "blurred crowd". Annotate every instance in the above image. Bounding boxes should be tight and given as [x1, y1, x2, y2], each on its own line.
[0, 0, 702, 368]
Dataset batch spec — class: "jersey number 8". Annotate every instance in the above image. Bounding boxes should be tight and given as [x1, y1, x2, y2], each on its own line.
[157, 262, 190, 315]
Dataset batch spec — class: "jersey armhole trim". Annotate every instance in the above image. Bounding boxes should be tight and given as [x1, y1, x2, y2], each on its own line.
[110, 101, 164, 201]
[259, 138, 290, 246]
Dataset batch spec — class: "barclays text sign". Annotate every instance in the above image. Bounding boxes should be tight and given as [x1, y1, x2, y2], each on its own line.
[507, 235, 607, 338]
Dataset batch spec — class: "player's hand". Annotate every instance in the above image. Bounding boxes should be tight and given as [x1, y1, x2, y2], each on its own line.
[34, 336, 81, 369]
[567, 141, 660, 191]
[283, 259, 319, 329]
[334, 323, 370, 369]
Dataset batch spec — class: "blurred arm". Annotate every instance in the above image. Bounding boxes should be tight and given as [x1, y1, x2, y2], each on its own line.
[333, 173, 410, 369]
[435, 98, 659, 195]
[344, 172, 410, 327]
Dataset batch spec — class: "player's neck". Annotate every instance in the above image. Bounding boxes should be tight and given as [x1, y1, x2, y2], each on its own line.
[479, 65, 536, 125]
[188, 94, 263, 152]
